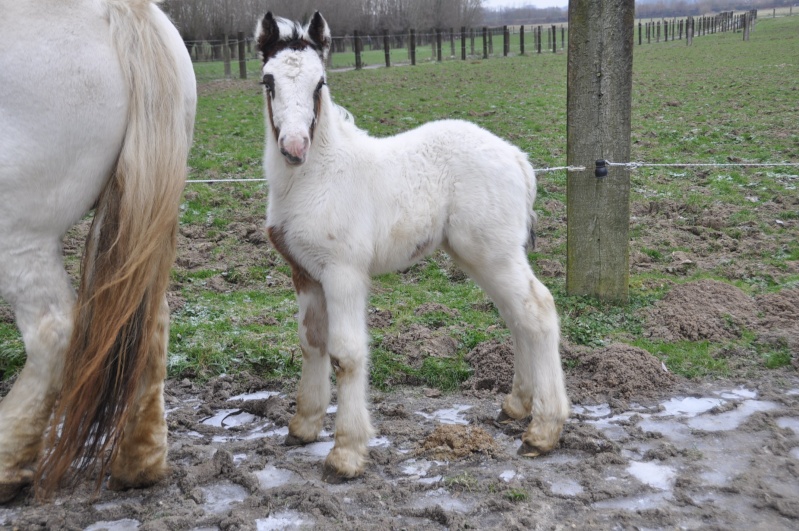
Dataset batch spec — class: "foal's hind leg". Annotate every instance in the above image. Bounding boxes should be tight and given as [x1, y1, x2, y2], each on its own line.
[0, 246, 74, 502]
[448, 247, 569, 456]
[285, 276, 332, 445]
[108, 295, 170, 491]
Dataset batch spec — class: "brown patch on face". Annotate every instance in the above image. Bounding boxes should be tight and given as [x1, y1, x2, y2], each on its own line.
[265, 94, 280, 141]
[267, 225, 314, 294]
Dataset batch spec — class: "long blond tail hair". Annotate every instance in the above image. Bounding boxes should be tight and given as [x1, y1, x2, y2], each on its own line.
[36, 0, 192, 497]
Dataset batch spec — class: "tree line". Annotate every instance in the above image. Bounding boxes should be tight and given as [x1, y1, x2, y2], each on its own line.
[161, 0, 485, 42]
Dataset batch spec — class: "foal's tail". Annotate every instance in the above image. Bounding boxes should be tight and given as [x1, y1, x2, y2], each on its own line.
[36, 0, 194, 497]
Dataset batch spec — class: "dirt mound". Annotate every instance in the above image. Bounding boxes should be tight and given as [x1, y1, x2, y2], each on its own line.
[380, 324, 458, 368]
[565, 343, 677, 404]
[755, 288, 799, 356]
[419, 425, 499, 460]
[645, 279, 758, 341]
[461, 339, 514, 394]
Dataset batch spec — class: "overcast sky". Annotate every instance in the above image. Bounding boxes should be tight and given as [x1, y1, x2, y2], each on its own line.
[482, 0, 568, 9]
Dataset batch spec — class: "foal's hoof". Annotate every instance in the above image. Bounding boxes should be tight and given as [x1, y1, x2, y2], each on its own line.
[496, 410, 515, 424]
[284, 433, 314, 447]
[321, 463, 356, 485]
[517, 441, 546, 458]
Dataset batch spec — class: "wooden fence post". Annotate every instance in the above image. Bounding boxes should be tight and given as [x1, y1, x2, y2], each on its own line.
[537, 25, 542, 53]
[461, 27, 466, 60]
[237, 32, 246, 79]
[450, 28, 455, 57]
[223, 34, 231, 77]
[470, 28, 475, 56]
[520, 25, 525, 54]
[354, 30, 362, 69]
[552, 25, 557, 53]
[566, 0, 634, 302]
[410, 29, 416, 65]
[482, 27, 488, 59]
[436, 29, 442, 61]
[503, 25, 509, 56]
[743, 13, 750, 41]
[384, 30, 390, 67]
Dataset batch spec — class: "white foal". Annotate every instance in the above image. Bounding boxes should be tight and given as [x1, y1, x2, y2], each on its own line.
[256, 11, 569, 480]
[0, 0, 195, 500]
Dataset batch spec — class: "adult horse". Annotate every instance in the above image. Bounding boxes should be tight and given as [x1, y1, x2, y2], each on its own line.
[256, 12, 569, 481]
[0, 0, 195, 500]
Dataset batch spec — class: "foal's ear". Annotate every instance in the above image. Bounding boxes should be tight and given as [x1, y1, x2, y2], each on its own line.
[256, 12, 280, 62]
[307, 11, 331, 62]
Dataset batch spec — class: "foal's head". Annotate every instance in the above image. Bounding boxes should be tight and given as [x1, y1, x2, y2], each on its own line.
[256, 12, 331, 166]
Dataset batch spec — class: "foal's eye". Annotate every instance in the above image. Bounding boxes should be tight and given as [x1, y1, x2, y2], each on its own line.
[262, 74, 275, 96]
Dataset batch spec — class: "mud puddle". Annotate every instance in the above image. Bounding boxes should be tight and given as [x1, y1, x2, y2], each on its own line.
[3, 375, 799, 530]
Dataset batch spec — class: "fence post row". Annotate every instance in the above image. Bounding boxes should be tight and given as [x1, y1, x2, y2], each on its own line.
[198, 9, 762, 75]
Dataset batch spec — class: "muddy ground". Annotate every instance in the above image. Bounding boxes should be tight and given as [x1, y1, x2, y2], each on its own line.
[2, 138, 799, 529]
[1, 281, 799, 530]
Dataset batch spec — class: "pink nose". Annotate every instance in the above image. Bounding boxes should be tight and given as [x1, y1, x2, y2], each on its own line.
[279, 134, 310, 165]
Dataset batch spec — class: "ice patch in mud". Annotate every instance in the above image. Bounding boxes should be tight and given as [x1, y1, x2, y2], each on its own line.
[572, 404, 611, 417]
[627, 461, 676, 490]
[287, 440, 335, 458]
[199, 481, 248, 514]
[412, 487, 471, 513]
[228, 390, 280, 401]
[550, 478, 583, 496]
[656, 396, 724, 417]
[687, 400, 778, 431]
[256, 510, 311, 530]
[201, 409, 257, 428]
[592, 492, 671, 511]
[368, 436, 392, 447]
[255, 465, 300, 490]
[401, 458, 438, 476]
[776, 416, 799, 434]
[415, 404, 472, 425]
[499, 470, 517, 482]
[84, 519, 141, 531]
[717, 388, 757, 400]
[0, 508, 19, 527]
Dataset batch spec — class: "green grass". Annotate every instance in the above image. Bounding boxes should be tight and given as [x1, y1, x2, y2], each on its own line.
[2, 17, 797, 386]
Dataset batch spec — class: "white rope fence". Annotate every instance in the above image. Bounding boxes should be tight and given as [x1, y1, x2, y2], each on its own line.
[184, 160, 798, 184]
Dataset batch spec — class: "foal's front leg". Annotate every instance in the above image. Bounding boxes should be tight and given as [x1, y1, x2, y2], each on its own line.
[320, 266, 374, 479]
[286, 275, 331, 445]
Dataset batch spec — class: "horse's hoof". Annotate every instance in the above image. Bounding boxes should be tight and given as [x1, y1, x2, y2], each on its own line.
[0, 482, 24, 504]
[517, 441, 544, 458]
[284, 433, 313, 447]
[496, 410, 515, 424]
[320, 463, 355, 485]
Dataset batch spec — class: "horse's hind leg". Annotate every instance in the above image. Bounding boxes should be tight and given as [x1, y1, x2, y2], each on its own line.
[447, 246, 569, 456]
[108, 295, 170, 491]
[0, 245, 74, 502]
[286, 276, 332, 445]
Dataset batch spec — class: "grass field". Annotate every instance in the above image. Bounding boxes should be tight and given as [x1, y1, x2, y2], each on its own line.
[1, 16, 797, 388]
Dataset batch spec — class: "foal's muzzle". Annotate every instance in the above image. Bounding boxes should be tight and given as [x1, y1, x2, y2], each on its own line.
[279, 134, 310, 166]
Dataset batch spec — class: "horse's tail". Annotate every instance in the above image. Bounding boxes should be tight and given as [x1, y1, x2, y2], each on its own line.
[36, 0, 193, 497]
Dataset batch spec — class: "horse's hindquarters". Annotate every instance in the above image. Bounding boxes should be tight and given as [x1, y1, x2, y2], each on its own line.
[0, 0, 128, 237]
